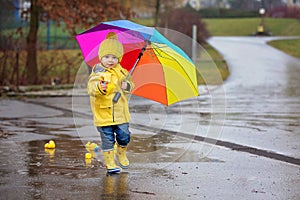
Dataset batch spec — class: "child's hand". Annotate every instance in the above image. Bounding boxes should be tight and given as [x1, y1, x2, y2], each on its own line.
[121, 81, 127, 90]
[121, 81, 131, 92]
[100, 81, 107, 91]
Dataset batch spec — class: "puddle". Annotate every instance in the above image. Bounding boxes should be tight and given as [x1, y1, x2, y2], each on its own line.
[0, 132, 221, 181]
[0, 134, 222, 199]
[0, 101, 223, 199]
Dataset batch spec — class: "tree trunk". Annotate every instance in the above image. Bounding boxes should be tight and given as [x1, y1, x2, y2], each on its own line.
[0, 51, 8, 85]
[154, 0, 160, 27]
[26, 0, 39, 85]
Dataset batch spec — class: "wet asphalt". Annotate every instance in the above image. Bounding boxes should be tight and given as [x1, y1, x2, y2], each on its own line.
[0, 36, 300, 200]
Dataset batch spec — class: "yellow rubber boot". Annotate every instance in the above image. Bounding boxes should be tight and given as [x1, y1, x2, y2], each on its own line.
[114, 143, 118, 155]
[103, 150, 121, 173]
[117, 145, 129, 169]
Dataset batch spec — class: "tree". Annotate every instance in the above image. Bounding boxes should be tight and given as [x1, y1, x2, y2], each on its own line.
[154, 0, 186, 27]
[25, 0, 39, 84]
[24, 0, 131, 84]
[154, 0, 161, 26]
[159, 8, 210, 45]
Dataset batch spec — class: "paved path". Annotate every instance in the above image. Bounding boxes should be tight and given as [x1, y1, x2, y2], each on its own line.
[208, 36, 300, 160]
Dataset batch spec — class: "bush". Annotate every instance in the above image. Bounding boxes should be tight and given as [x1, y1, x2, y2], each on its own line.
[199, 8, 259, 18]
[159, 8, 210, 45]
[267, 6, 300, 19]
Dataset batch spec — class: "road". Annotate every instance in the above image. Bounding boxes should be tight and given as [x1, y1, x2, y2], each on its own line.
[0, 37, 299, 200]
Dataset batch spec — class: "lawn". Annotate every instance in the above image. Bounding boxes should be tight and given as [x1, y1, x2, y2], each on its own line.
[196, 44, 229, 85]
[203, 17, 300, 36]
[267, 39, 300, 58]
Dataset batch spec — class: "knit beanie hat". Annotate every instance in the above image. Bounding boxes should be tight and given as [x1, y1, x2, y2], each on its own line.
[98, 32, 124, 61]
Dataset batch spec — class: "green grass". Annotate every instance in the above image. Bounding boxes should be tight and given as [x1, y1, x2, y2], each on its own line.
[196, 44, 229, 85]
[268, 39, 300, 58]
[203, 18, 300, 36]
[204, 18, 260, 36]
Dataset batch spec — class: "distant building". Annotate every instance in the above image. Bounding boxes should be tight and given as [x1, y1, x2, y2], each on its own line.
[187, 0, 201, 10]
[185, 0, 230, 9]
[287, 0, 300, 6]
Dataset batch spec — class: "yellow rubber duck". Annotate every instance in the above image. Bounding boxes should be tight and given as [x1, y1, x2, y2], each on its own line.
[85, 141, 99, 152]
[44, 140, 56, 149]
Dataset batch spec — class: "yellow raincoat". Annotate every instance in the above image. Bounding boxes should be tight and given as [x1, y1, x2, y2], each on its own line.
[87, 64, 134, 127]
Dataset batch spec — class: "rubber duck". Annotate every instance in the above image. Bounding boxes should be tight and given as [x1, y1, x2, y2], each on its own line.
[85, 141, 99, 152]
[44, 140, 56, 149]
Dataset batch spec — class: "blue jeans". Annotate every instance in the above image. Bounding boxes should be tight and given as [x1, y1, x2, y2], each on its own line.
[97, 123, 130, 151]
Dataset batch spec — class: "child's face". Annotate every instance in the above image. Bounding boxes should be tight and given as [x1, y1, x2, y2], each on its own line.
[101, 54, 118, 68]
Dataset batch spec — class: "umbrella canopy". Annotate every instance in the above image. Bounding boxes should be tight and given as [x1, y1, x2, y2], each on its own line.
[76, 20, 199, 106]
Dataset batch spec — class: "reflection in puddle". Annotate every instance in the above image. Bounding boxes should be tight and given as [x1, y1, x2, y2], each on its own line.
[44, 148, 55, 159]
[102, 173, 129, 199]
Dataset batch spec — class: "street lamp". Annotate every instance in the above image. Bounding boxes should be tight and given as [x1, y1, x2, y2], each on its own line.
[259, 8, 266, 15]
[256, 8, 269, 35]
[255, 0, 270, 36]
[258, 8, 266, 32]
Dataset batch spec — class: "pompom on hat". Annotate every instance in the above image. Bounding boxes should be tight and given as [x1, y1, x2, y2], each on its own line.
[98, 32, 124, 61]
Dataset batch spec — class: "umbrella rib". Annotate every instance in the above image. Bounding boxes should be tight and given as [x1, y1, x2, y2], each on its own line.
[151, 43, 176, 61]
[151, 43, 198, 94]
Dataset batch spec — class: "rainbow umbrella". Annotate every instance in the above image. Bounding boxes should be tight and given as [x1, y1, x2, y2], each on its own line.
[76, 20, 199, 106]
